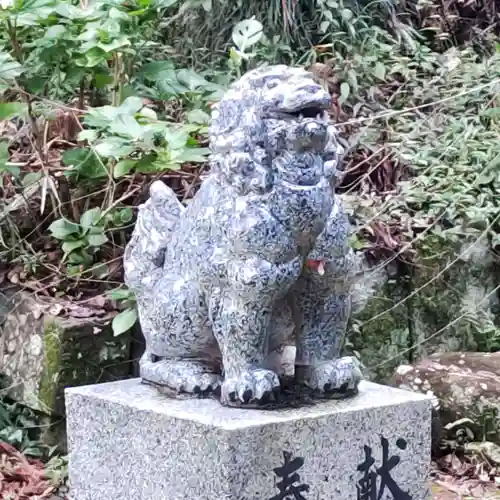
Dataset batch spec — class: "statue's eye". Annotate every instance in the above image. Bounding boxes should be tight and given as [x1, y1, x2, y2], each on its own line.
[267, 80, 279, 89]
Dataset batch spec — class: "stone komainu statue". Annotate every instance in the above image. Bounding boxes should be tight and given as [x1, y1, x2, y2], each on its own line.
[123, 65, 362, 407]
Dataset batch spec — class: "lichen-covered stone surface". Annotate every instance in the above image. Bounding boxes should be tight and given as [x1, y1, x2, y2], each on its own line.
[390, 352, 500, 445]
[124, 64, 363, 407]
[0, 288, 132, 416]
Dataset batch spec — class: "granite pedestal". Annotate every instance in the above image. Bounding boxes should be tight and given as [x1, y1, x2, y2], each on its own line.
[66, 378, 432, 500]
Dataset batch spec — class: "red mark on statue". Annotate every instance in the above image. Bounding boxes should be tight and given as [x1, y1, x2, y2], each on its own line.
[305, 259, 326, 275]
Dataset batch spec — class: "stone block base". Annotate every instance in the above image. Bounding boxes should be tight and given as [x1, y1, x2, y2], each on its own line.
[66, 378, 432, 500]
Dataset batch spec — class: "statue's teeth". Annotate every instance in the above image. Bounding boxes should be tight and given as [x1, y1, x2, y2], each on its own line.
[299, 113, 304, 120]
[318, 262, 325, 275]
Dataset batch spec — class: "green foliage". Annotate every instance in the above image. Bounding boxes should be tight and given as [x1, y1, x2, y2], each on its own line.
[387, 47, 500, 249]
[106, 286, 138, 336]
[0, 393, 53, 457]
[47, 205, 134, 276]
[0, 0, 186, 103]
[0, 0, 215, 288]
[78, 96, 210, 175]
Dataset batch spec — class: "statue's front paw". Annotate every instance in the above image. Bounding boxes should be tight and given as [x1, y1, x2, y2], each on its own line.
[297, 356, 362, 397]
[221, 368, 281, 406]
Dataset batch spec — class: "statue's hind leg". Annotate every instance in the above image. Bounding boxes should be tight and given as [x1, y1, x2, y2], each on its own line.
[138, 276, 222, 395]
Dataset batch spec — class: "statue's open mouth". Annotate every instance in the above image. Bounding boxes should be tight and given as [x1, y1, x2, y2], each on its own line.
[272, 103, 330, 122]
[287, 105, 327, 119]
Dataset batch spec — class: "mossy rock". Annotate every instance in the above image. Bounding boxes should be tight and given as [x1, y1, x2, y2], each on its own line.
[0, 288, 133, 416]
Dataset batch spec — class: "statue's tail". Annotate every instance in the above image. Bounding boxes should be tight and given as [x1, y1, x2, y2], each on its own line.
[123, 181, 183, 295]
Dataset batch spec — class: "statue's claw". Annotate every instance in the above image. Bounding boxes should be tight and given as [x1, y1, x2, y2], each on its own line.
[140, 359, 222, 395]
[221, 368, 281, 406]
[296, 356, 362, 396]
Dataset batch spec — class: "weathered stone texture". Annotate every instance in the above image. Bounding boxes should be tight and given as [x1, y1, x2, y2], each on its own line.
[124, 64, 362, 407]
[0, 288, 132, 416]
[66, 378, 432, 500]
[390, 352, 500, 444]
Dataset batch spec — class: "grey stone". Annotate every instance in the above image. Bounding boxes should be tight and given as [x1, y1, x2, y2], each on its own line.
[0, 287, 132, 416]
[123, 64, 364, 407]
[66, 378, 432, 500]
[391, 352, 500, 446]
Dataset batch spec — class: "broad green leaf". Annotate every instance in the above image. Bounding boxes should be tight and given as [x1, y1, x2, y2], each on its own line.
[134, 153, 157, 173]
[0, 53, 24, 82]
[186, 108, 210, 125]
[67, 249, 92, 265]
[54, 2, 85, 18]
[87, 233, 108, 247]
[77, 130, 98, 143]
[93, 71, 113, 89]
[80, 207, 102, 229]
[44, 24, 66, 39]
[83, 105, 118, 128]
[170, 147, 210, 163]
[75, 48, 108, 68]
[114, 159, 137, 178]
[139, 60, 175, 81]
[62, 239, 86, 254]
[119, 96, 144, 115]
[164, 128, 189, 150]
[48, 218, 80, 239]
[15, 0, 56, 13]
[119, 207, 133, 223]
[97, 37, 131, 53]
[232, 18, 263, 52]
[108, 6, 129, 20]
[176, 69, 210, 91]
[112, 308, 138, 336]
[62, 147, 107, 179]
[109, 114, 143, 139]
[106, 286, 134, 301]
[339, 82, 350, 104]
[22, 171, 42, 186]
[0, 102, 27, 120]
[373, 62, 386, 80]
[94, 137, 134, 159]
[0, 163, 20, 177]
[155, 70, 188, 96]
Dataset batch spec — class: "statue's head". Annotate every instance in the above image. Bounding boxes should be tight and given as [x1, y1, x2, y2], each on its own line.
[208, 65, 343, 195]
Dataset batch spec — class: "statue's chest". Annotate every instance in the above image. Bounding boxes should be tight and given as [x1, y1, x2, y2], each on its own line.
[268, 179, 333, 247]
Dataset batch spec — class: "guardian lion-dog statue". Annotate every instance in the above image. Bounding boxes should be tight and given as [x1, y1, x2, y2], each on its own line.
[124, 65, 363, 407]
